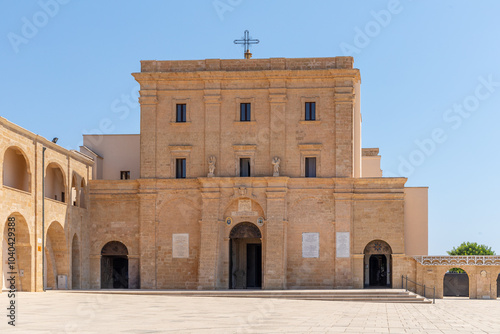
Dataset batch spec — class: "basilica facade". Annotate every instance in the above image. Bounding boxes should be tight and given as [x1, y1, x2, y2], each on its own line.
[82, 56, 427, 290]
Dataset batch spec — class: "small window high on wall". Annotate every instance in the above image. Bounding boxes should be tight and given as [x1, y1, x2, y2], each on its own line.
[176, 159, 186, 179]
[305, 157, 316, 177]
[240, 158, 251, 177]
[305, 102, 316, 121]
[240, 103, 251, 122]
[120, 171, 130, 180]
[176, 104, 186, 122]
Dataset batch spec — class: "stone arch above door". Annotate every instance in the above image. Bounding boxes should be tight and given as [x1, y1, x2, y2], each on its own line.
[230, 222, 262, 239]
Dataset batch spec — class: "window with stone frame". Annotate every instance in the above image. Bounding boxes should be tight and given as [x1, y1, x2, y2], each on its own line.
[240, 158, 251, 177]
[305, 102, 316, 121]
[176, 104, 187, 122]
[176, 158, 186, 179]
[305, 157, 317, 177]
[240, 103, 251, 122]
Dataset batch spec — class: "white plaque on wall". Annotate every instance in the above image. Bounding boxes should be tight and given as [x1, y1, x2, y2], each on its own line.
[302, 233, 320, 258]
[336, 232, 350, 258]
[172, 233, 189, 258]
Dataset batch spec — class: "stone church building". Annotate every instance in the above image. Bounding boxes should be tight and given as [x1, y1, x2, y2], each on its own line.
[2, 56, 500, 297]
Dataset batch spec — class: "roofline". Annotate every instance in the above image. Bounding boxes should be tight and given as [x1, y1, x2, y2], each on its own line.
[0, 116, 93, 165]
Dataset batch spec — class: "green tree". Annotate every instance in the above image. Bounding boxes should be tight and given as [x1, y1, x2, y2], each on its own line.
[447, 242, 495, 273]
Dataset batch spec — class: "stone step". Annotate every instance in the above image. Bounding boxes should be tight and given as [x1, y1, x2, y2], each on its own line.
[60, 289, 432, 304]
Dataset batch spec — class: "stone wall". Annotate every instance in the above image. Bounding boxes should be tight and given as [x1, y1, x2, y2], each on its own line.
[87, 176, 414, 291]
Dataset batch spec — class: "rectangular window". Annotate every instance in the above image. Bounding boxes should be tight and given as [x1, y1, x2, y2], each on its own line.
[120, 171, 130, 180]
[240, 103, 251, 122]
[61, 192, 65, 203]
[176, 104, 186, 122]
[305, 157, 316, 177]
[176, 158, 186, 179]
[305, 102, 316, 121]
[240, 158, 251, 177]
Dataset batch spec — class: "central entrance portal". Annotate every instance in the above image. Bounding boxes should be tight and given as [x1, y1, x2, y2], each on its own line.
[229, 222, 262, 289]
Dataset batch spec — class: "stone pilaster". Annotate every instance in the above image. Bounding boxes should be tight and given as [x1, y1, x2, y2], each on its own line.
[352, 254, 364, 289]
[197, 181, 221, 289]
[334, 179, 354, 288]
[138, 181, 156, 289]
[264, 177, 287, 289]
[334, 84, 355, 177]
[128, 255, 140, 289]
[89, 255, 100, 289]
[203, 84, 221, 176]
[268, 82, 287, 176]
[139, 90, 158, 178]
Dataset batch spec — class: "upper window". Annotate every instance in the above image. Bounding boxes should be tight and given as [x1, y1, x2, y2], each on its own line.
[240, 103, 251, 122]
[120, 171, 130, 180]
[240, 158, 251, 177]
[305, 157, 316, 177]
[305, 102, 316, 121]
[176, 158, 186, 179]
[176, 104, 187, 123]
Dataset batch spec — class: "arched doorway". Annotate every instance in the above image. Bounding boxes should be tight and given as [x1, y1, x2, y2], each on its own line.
[3, 147, 30, 192]
[364, 240, 392, 288]
[71, 235, 80, 289]
[101, 241, 128, 289]
[229, 222, 262, 289]
[443, 269, 469, 297]
[2, 214, 32, 291]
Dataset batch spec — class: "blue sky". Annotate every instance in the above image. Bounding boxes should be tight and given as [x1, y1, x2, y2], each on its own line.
[1, 0, 499, 255]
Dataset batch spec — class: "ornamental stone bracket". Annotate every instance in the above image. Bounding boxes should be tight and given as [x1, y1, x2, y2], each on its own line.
[414, 256, 500, 266]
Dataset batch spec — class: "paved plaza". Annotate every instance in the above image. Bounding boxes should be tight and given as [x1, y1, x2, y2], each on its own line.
[1, 292, 499, 333]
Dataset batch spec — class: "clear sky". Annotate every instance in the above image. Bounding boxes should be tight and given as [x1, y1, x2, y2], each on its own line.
[1, 0, 499, 255]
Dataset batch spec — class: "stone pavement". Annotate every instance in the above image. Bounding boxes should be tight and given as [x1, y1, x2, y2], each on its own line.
[0, 292, 499, 333]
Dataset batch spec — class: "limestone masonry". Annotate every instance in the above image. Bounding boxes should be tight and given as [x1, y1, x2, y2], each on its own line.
[2, 56, 499, 298]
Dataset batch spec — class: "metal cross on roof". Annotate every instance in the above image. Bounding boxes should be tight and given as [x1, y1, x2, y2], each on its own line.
[234, 30, 259, 59]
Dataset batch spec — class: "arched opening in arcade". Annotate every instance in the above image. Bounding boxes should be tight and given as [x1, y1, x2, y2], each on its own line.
[71, 174, 78, 206]
[80, 178, 86, 209]
[45, 163, 66, 203]
[45, 221, 69, 289]
[443, 268, 469, 297]
[2, 213, 32, 291]
[71, 234, 81, 289]
[3, 146, 30, 192]
[364, 240, 392, 288]
[229, 222, 262, 289]
[101, 241, 129, 289]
